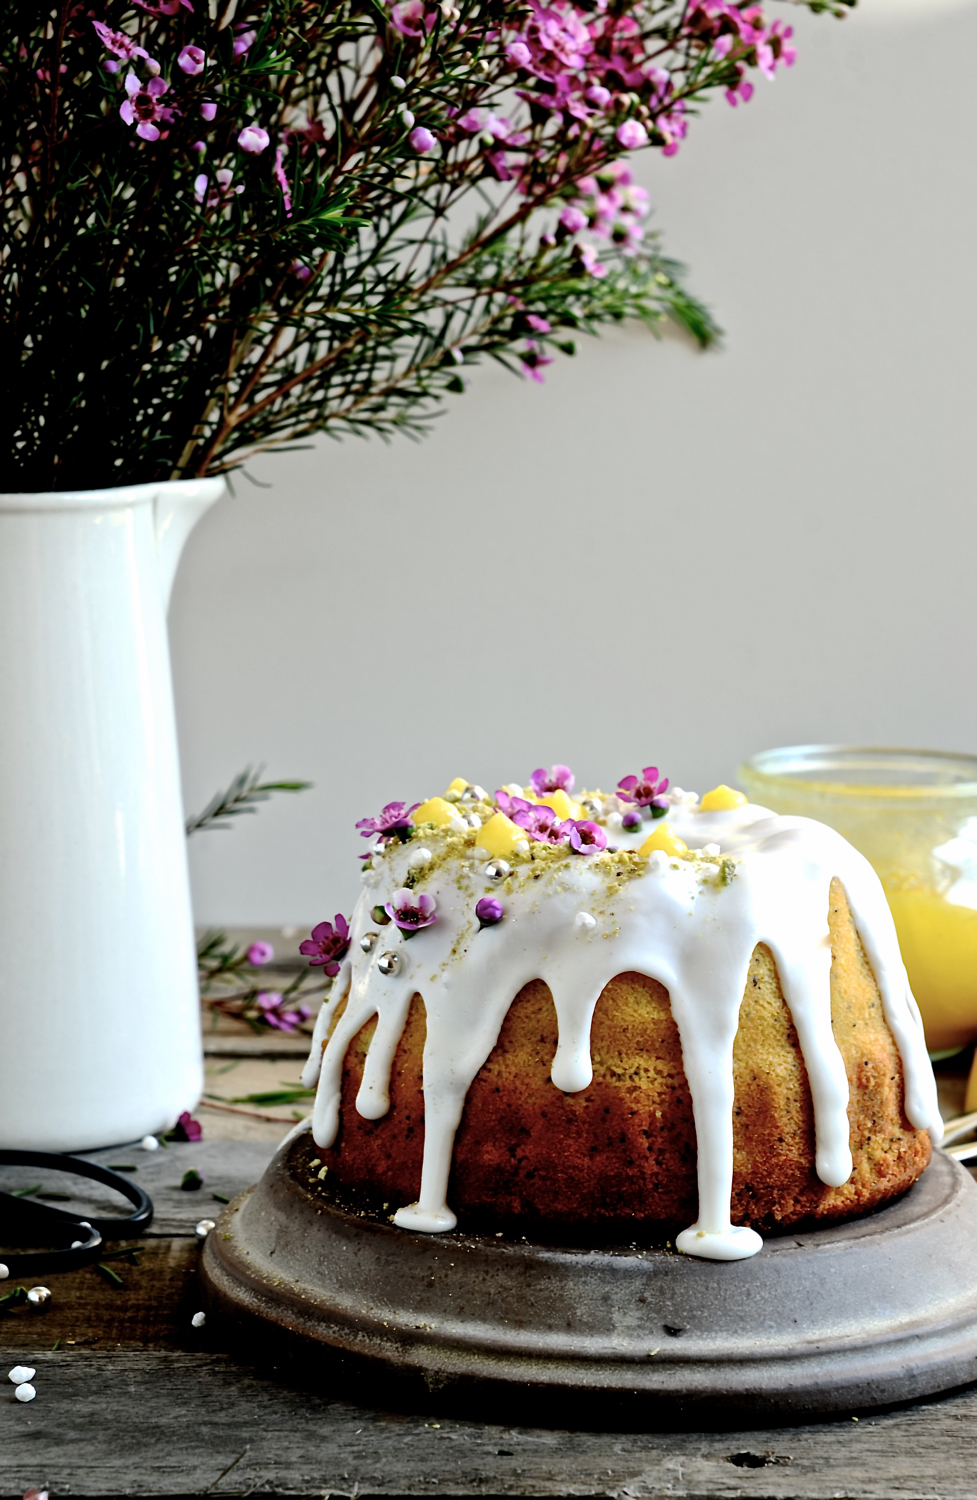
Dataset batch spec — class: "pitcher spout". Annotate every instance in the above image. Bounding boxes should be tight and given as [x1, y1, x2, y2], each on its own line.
[154, 477, 226, 609]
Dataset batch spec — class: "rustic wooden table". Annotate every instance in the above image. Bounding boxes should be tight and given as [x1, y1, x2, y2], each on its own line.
[3, 935, 977, 1500]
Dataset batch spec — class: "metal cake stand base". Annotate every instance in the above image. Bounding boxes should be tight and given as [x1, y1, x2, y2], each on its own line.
[201, 1132, 977, 1421]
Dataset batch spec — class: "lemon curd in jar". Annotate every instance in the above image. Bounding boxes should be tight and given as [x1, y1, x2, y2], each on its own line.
[738, 747, 977, 1055]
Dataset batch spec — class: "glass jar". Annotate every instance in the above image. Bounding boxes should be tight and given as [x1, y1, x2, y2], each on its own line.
[738, 746, 977, 1054]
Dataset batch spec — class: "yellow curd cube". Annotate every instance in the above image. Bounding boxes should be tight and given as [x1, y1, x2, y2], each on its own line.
[445, 777, 468, 796]
[536, 789, 583, 822]
[475, 813, 526, 858]
[699, 784, 748, 812]
[639, 823, 689, 859]
[412, 797, 458, 827]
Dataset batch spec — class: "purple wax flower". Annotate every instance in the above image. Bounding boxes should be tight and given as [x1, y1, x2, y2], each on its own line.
[385, 888, 437, 933]
[356, 801, 421, 840]
[238, 124, 270, 155]
[617, 766, 670, 814]
[621, 809, 643, 832]
[247, 941, 274, 966]
[615, 120, 648, 150]
[409, 126, 436, 153]
[299, 915, 351, 974]
[495, 788, 532, 819]
[120, 72, 172, 143]
[511, 804, 567, 844]
[559, 205, 587, 234]
[92, 20, 148, 62]
[168, 1110, 202, 1142]
[567, 820, 607, 855]
[233, 26, 257, 58]
[255, 992, 313, 1032]
[475, 897, 503, 927]
[530, 764, 575, 796]
[178, 45, 206, 75]
[200, 100, 217, 122]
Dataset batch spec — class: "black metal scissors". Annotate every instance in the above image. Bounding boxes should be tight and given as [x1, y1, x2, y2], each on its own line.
[0, 1149, 154, 1274]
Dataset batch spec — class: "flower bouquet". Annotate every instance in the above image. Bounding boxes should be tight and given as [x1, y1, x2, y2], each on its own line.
[2, 0, 847, 491]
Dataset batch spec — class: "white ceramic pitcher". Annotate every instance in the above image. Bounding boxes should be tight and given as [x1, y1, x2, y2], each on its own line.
[0, 477, 224, 1150]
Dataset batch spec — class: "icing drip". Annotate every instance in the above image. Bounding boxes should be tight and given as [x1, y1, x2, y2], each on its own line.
[303, 803, 942, 1261]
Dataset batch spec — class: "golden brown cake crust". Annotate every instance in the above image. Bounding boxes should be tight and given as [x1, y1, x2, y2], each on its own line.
[318, 879, 931, 1234]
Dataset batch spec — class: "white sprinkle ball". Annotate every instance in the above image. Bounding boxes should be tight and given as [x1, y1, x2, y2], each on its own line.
[574, 912, 597, 930]
[648, 849, 668, 871]
[448, 815, 467, 833]
[8, 1366, 35, 1384]
[408, 847, 432, 869]
[513, 839, 530, 856]
[0, 1264, 8, 1280]
[701, 843, 721, 857]
[191, 1310, 207, 1328]
[140, 1134, 160, 1151]
[26, 1286, 51, 1307]
[472, 845, 491, 861]
[606, 811, 623, 829]
[14, 1383, 36, 1403]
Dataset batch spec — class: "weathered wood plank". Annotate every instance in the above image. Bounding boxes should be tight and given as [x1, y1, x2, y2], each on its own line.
[1, 1349, 975, 1500]
[0, 1240, 200, 1354]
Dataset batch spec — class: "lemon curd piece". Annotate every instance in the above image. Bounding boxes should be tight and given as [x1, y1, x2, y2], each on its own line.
[475, 812, 527, 858]
[700, 784, 748, 812]
[445, 777, 468, 796]
[639, 823, 690, 858]
[535, 789, 583, 822]
[413, 797, 458, 827]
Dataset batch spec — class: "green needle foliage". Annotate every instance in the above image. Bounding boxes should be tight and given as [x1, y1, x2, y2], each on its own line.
[1, 0, 845, 491]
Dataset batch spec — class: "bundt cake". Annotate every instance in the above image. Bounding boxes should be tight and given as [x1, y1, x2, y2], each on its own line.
[300, 767, 942, 1261]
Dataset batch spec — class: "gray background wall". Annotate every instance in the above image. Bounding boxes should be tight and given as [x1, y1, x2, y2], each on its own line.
[170, 0, 977, 927]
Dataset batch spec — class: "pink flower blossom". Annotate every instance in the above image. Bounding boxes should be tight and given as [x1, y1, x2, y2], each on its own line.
[410, 126, 436, 153]
[299, 915, 352, 974]
[291, 260, 312, 282]
[255, 992, 312, 1032]
[531, 764, 575, 796]
[167, 1110, 202, 1142]
[178, 45, 206, 76]
[511, 803, 567, 843]
[356, 801, 421, 840]
[615, 119, 647, 150]
[133, 0, 192, 14]
[120, 73, 172, 143]
[575, 243, 606, 278]
[385, 888, 438, 932]
[238, 124, 270, 154]
[390, 0, 434, 35]
[585, 84, 610, 108]
[200, 100, 217, 122]
[617, 766, 669, 812]
[247, 941, 274, 966]
[506, 40, 532, 67]
[567, 819, 608, 854]
[559, 204, 587, 233]
[521, 342, 553, 383]
[194, 168, 239, 207]
[233, 26, 256, 58]
[92, 21, 148, 62]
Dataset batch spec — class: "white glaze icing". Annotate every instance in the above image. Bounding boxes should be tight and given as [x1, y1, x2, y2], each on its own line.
[302, 799, 942, 1260]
